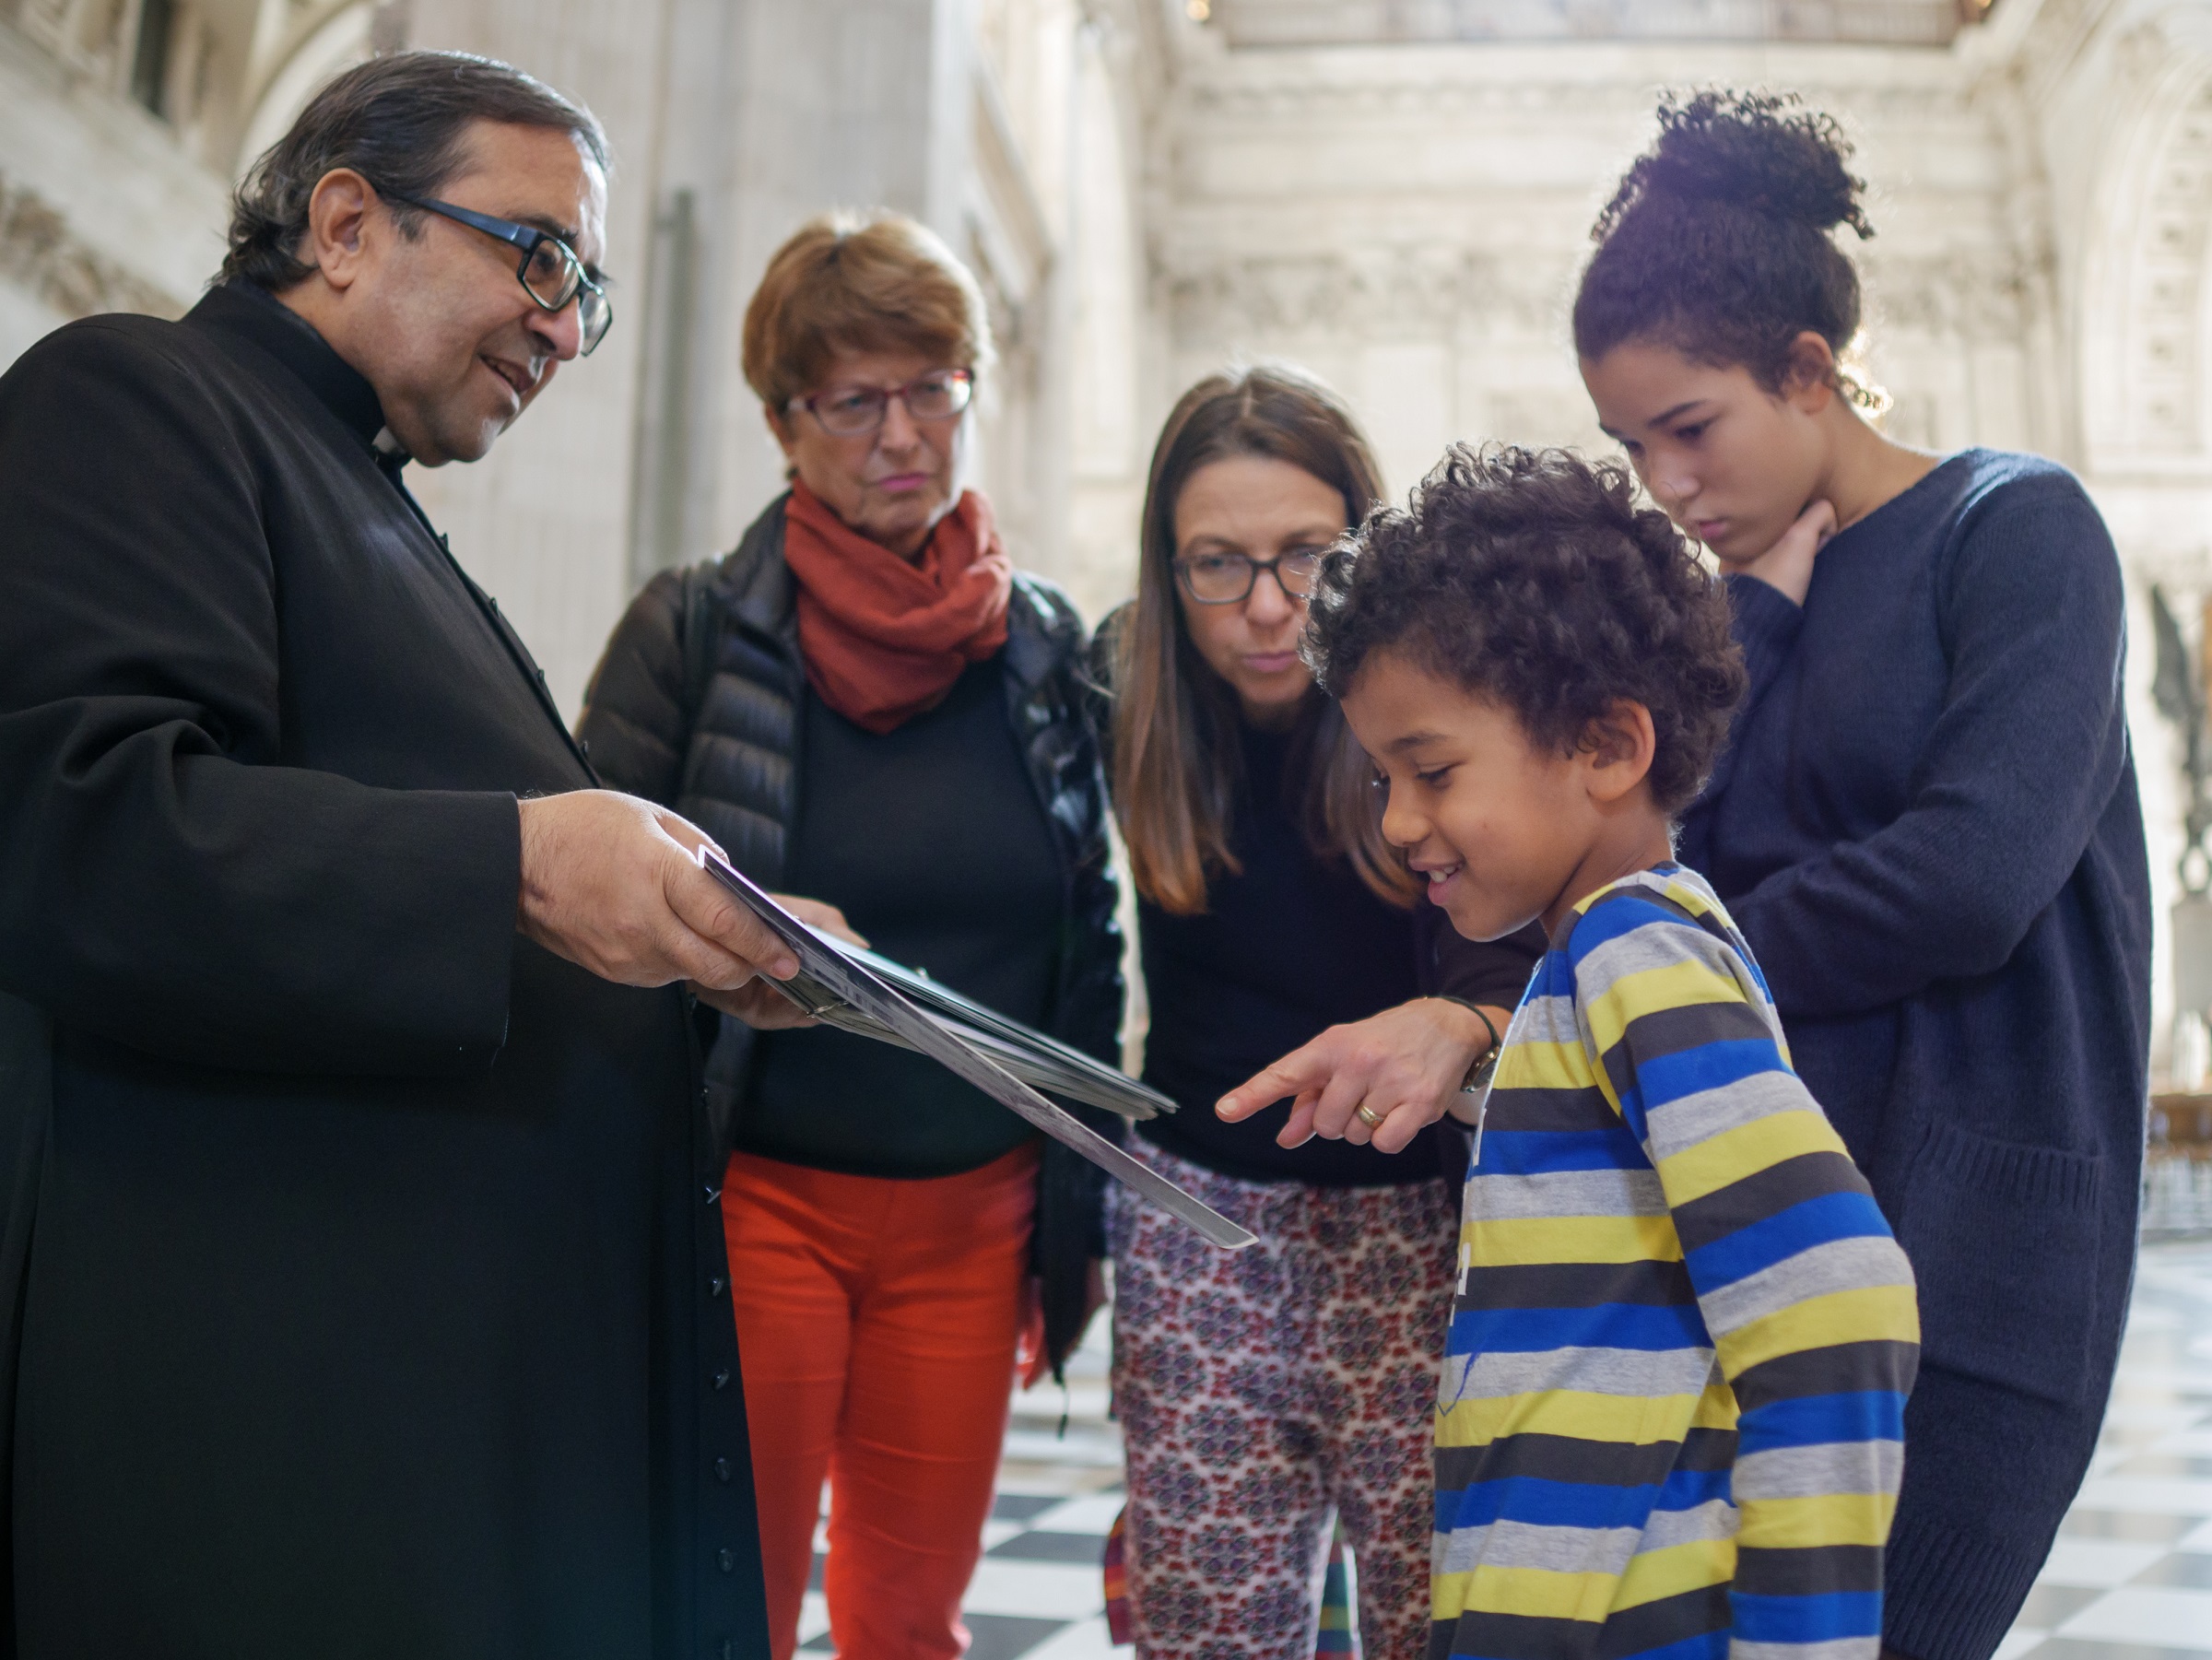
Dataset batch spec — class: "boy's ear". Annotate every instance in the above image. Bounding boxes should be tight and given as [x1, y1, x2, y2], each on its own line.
[1579, 700, 1657, 806]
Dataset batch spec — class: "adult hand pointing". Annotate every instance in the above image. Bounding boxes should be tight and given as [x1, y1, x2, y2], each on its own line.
[1215, 996, 1505, 1155]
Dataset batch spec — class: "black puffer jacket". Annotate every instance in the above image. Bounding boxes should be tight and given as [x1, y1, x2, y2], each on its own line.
[579, 493, 1124, 1376]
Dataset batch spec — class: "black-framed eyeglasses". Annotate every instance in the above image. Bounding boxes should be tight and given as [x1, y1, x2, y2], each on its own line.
[1173, 549, 1324, 606]
[788, 368, 974, 438]
[388, 194, 613, 356]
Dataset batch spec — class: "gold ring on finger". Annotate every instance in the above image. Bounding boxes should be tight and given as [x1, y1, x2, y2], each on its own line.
[1355, 1103, 1385, 1129]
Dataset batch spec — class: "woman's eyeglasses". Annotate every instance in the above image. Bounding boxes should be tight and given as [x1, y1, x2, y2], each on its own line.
[387, 194, 614, 355]
[790, 369, 975, 438]
[1173, 550, 1324, 606]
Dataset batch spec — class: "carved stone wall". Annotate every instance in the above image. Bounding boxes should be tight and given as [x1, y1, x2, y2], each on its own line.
[0, 13, 229, 362]
[2076, 6, 2212, 474]
[1147, 25, 2055, 499]
[1217, 0, 1983, 47]
[0, 168, 183, 320]
[2017, 0, 2212, 1051]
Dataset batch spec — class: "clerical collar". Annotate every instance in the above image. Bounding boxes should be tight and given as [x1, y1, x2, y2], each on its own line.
[189, 281, 397, 461]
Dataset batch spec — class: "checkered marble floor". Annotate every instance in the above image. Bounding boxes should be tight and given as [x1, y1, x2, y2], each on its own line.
[1996, 1240, 2212, 1660]
[794, 1241, 2212, 1660]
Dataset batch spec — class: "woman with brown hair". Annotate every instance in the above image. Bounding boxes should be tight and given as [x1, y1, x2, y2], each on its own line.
[1092, 366, 1543, 1660]
[578, 209, 1122, 1660]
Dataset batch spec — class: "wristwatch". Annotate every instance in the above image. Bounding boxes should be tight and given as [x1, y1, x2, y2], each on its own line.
[1440, 995, 1503, 1094]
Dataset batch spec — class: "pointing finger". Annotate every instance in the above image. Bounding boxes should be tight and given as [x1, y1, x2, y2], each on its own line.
[1218, 1044, 1331, 1122]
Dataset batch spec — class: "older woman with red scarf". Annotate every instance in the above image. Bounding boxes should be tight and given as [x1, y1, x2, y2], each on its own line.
[579, 210, 1123, 1660]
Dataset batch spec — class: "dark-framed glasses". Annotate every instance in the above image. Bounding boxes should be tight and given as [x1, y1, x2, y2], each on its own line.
[790, 368, 974, 437]
[1174, 549, 1324, 606]
[388, 194, 613, 355]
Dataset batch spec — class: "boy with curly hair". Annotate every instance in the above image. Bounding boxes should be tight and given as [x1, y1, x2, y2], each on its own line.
[1307, 445, 1920, 1660]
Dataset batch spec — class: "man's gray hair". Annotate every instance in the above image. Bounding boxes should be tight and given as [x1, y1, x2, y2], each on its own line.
[223, 51, 608, 291]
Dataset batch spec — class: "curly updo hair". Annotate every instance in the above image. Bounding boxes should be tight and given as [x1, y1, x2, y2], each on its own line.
[1307, 445, 1745, 815]
[1573, 89, 1877, 404]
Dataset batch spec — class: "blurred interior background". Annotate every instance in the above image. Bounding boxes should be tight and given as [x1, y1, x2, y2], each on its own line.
[12, 10, 2212, 1659]
[6, 0, 2212, 1207]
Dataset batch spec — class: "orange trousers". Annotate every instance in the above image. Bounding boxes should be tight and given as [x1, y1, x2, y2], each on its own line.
[723, 1144, 1038, 1660]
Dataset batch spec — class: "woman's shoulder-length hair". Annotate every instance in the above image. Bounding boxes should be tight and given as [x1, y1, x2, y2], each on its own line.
[1108, 362, 1415, 916]
[741, 208, 994, 415]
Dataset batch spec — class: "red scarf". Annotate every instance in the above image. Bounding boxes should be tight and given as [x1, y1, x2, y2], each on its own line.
[782, 482, 1014, 735]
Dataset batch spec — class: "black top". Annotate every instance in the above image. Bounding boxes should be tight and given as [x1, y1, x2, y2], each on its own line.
[0, 283, 759, 1654]
[1677, 450, 2149, 1660]
[744, 657, 1063, 1177]
[1136, 723, 1535, 1185]
[578, 500, 1124, 1380]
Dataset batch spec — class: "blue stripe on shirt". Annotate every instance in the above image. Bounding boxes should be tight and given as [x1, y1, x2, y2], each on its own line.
[1736, 1390, 1909, 1453]
[1683, 1191, 1899, 1290]
[1472, 1125, 1652, 1175]
[1448, 1301, 1711, 1355]
[1731, 1592, 1884, 1643]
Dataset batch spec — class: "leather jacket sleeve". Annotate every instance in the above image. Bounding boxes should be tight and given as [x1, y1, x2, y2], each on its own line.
[1008, 583, 1129, 1378]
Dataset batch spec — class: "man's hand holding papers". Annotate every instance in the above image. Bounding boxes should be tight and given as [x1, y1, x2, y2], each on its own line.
[693, 894, 866, 1028]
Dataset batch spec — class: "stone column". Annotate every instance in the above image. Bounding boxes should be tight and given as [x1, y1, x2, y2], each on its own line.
[402, 0, 991, 713]
[394, 0, 991, 708]
[400, 0, 680, 714]
[700, 0, 980, 548]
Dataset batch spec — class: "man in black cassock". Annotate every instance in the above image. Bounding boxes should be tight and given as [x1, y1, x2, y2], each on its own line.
[0, 53, 805, 1659]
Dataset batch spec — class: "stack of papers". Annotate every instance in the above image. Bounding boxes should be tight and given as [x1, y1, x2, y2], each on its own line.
[695, 846, 1254, 1251]
[776, 937, 1175, 1124]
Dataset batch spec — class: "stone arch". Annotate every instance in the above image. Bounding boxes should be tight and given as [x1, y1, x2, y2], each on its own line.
[233, 2, 376, 176]
[2080, 11, 2212, 478]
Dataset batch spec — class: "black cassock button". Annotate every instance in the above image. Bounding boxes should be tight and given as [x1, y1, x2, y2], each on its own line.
[714, 1456, 732, 1483]
[717, 1548, 735, 1573]
[709, 1276, 726, 1299]
[712, 1369, 730, 1391]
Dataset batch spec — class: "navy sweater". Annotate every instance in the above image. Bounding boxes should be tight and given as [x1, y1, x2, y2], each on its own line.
[1678, 450, 2150, 1660]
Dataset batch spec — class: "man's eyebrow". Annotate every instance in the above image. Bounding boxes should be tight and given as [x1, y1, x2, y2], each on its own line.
[510, 212, 608, 283]
[509, 212, 581, 241]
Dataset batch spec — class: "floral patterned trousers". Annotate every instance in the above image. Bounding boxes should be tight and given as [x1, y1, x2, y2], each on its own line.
[1106, 1139, 1459, 1660]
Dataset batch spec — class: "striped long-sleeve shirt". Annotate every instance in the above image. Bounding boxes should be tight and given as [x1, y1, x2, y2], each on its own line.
[1433, 865, 1919, 1660]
